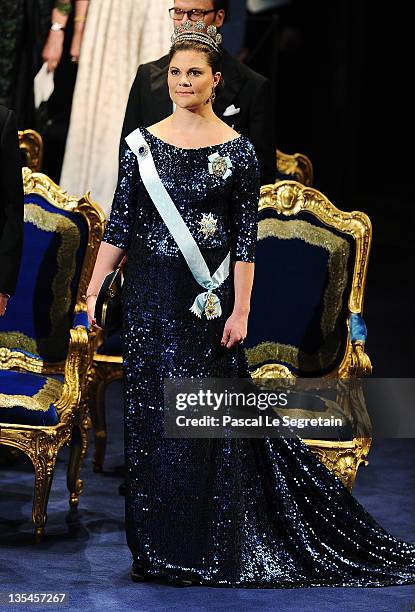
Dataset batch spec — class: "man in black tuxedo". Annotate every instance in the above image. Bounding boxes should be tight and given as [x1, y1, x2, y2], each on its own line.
[121, 0, 276, 185]
[0, 105, 24, 317]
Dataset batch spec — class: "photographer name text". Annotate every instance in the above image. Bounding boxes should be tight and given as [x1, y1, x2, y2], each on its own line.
[175, 415, 343, 429]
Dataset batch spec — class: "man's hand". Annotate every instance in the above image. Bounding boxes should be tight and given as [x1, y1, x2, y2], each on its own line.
[0, 293, 9, 316]
[42, 30, 65, 71]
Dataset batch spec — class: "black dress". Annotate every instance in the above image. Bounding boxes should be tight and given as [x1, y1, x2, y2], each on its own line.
[103, 128, 415, 588]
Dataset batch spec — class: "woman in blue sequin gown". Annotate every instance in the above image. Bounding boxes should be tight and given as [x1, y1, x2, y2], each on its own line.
[88, 27, 415, 588]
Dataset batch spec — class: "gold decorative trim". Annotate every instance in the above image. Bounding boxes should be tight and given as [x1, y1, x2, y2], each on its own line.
[0, 347, 45, 372]
[22, 167, 78, 211]
[93, 354, 123, 364]
[246, 337, 342, 373]
[276, 149, 314, 186]
[0, 378, 63, 411]
[303, 437, 372, 491]
[251, 363, 295, 379]
[0, 333, 37, 355]
[74, 194, 106, 311]
[18, 129, 43, 172]
[259, 181, 304, 215]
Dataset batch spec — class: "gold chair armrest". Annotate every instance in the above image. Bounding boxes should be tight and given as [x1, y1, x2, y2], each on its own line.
[54, 326, 89, 421]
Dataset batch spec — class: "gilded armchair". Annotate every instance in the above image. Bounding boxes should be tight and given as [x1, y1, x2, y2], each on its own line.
[276, 149, 313, 186]
[18, 129, 43, 172]
[246, 180, 372, 492]
[0, 167, 105, 540]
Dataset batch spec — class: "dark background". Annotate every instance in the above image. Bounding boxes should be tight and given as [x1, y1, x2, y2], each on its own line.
[241, 1, 414, 377]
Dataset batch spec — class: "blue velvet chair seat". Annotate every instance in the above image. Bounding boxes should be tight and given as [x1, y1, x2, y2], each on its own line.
[0, 370, 62, 426]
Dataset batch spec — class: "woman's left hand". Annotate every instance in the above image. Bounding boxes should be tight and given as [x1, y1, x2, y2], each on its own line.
[86, 295, 101, 329]
[221, 311, 248, 349]
[70, 29, 84, 63]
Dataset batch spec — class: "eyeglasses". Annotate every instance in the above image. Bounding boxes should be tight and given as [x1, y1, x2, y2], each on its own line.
[168, 7, 216, 21]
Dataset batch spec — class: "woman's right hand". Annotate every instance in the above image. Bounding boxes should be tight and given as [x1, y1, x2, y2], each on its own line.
[42, 30, 65, 72]
[86, 295, 100, 329]
[85, 242, 126, 330]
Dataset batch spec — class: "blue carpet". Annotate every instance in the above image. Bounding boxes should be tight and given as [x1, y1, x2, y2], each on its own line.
[1, 380, 414, 612]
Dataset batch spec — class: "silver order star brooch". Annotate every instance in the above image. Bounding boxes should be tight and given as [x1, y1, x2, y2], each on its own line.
[208, 152, 233, 179]
[198, 212, 218, 238]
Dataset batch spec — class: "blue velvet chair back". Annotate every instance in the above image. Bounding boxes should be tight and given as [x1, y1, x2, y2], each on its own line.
[0, 170, 102, 365]
[246, 182, 371, 378]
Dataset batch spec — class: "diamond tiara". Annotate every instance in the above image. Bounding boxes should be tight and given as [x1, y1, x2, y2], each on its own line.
[170, 21, 222, 53]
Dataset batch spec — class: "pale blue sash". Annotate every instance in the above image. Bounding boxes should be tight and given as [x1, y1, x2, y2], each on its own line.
[125, 128, 230, 319]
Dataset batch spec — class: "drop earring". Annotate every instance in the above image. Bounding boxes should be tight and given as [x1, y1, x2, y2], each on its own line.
[211, 87, 216, 102]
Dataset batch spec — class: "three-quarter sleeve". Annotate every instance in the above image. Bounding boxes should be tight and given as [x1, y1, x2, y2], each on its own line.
[230, 140, 260, 263]
[102, 142, 138, 250]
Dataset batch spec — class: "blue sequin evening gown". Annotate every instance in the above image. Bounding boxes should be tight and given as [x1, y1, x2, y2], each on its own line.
[103, 127, 415, 588]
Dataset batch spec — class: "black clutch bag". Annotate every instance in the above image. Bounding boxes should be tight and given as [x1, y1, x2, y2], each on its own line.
[94, 263, 124, 332]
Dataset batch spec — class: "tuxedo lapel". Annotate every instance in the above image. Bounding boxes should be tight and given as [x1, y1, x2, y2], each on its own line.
[149, 57, 172, 123]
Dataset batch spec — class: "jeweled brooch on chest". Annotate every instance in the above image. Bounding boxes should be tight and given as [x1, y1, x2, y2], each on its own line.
[138, 144, 149, 158]
[198, 212, 217, 238]
[208, 152, 233, 179]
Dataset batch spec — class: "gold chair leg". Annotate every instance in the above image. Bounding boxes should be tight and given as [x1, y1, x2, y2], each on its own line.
[32, 448, 58, 542]
[79, 401, 91, 466]
[67, 424, 85, 508]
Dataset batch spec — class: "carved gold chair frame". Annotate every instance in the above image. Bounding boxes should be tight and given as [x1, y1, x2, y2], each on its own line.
[276, 149, 314, 186]
[250, 180, 372, 492]
[18, 129, 44, 172]
[0, 168, 105, 540]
